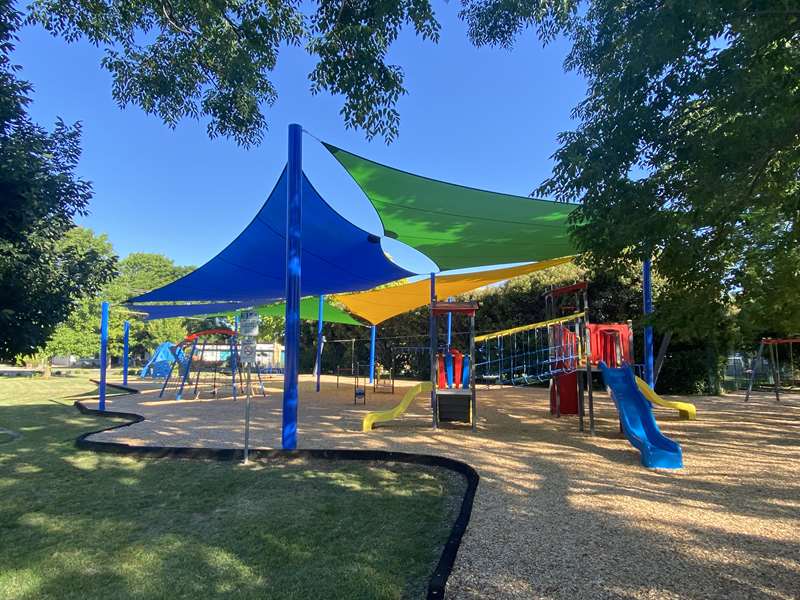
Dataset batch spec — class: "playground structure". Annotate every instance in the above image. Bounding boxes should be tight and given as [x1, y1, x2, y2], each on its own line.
[373, 359, 395, 394]
[746, 337, 800, 402]
[353, 362, 368, 404]
[431, 300, 477, 429]
[159, 328, 267, 401]
[635, 375, 696, 420]
[359, 299, 478, 431]
[474, 281, 645, 433]
[140, 341, 180, 379]
[363, 382, 432, 431]
[599, 362, 683, 469]
[467, 279, 695, 465]
[92, 124, 680, 475]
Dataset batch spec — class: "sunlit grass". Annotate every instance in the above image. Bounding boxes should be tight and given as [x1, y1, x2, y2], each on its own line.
[0, 377, 463, 599]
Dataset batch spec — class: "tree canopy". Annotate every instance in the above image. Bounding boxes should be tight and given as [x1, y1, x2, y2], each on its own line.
[105, 252, 194, 303]
[0, 2, 118, 360]
[578, 3, 794, 340]
[460, 0, 800, 341]
[45, 252, 194, 361]
[28, 0, 446, 145]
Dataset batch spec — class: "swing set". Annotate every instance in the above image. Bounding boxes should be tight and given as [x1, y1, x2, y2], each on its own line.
[745, 337, 800, 402]
[159, 328, 267, 401]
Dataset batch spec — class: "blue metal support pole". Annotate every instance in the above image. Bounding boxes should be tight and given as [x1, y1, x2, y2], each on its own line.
[643, 258, 654, 388]
[99, 301, 109, 411]
[176, 338, 198, 400]
[122, 320, 130, 386]
[447, 312, 452, 350]
[369, 325, 377, 383]
[316, 294, 324, 392]
[283, 123, 302, 450]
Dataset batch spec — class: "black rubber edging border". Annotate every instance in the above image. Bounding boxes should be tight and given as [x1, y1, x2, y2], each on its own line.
[73, 400, 479, 600]
[89, 379, 141, 395]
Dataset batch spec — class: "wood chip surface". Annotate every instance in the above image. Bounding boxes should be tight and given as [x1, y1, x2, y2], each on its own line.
[87, 376, 800, 600]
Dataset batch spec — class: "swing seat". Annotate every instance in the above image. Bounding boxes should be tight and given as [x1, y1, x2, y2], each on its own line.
[354, 387, 366, 404]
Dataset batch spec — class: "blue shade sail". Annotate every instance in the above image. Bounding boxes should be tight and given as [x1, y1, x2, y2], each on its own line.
[124, 302, 253, 321]
[128, 169, 415, 303]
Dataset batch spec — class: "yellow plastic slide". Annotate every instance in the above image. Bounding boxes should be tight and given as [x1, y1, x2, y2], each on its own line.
[362, 382, 433, 432]
[635, 376, 696, 420]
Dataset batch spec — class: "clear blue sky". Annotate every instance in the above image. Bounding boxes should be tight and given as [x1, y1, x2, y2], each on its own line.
[15, 5, 585, 274]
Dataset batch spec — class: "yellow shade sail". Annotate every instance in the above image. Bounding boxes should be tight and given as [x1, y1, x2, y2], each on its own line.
[333, 256, 574, 325]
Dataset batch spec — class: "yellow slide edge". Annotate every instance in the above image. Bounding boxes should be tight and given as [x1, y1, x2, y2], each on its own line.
[363, 382, 433, 432]
[635, 376, 696, 420]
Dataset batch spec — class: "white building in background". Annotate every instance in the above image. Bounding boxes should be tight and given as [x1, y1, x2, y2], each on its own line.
[191, 342, 284, 369]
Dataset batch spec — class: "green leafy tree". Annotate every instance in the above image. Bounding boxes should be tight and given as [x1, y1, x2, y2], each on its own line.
[43, 252, 193, 362]
[105, 252, 194, 303]
[28, 0, 440, 145]
[108, 253, 193, 358]
[45, 298, 98, 359]
[457, 1, 800, 342]
[0, 2, 116, 360]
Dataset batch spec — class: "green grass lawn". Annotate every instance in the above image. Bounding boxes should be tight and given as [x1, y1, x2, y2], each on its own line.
[0, 377, 464, 600]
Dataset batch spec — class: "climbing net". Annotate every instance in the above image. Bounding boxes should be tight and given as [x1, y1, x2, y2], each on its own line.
[474, 312, 585, 386]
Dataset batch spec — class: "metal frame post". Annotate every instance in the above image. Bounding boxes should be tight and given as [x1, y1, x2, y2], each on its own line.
[430, 273, 438, 428]
[770, 342, 781, 402]
[244, 365, 252, 464]
[122, 320, 130, 386]
[192, 339, 207, 398]
[583, 283, 595, 435]
[470, 313, 476, 432]
[316, 295, 324, 392]
[745, 340, 764, 401]
[283, 123, 302, 450]
[176, 338, 198, 400]
[229, 336, 238, 401]
[369, 325, 376, 383]
[99, 301, 109, 411]
[447, 311, 452, 351]
[159, 350, 179, 398]
[643, 258, 655, 388]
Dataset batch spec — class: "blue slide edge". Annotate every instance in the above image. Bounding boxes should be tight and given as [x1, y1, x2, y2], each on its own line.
[599, 362, 683, 469]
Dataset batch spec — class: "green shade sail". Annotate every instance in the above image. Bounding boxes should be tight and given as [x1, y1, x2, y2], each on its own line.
[325, 143, 577, 270]
[202, 297, 365, 326]
[251, 297, 365, 326]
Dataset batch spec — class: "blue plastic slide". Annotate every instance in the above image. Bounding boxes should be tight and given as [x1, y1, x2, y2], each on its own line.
[598, 362, 683, 469]
[140, 342, 179, 379]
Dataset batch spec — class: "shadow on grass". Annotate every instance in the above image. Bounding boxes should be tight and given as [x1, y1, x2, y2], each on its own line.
[0, 400, 474, 600]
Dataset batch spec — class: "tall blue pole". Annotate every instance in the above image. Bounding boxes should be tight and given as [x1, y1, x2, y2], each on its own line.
[369, 325, 377, 383]
[122, 320, 130, 386]
[316, 295, 324, 392]
[99, 301, 109, 411]
[283, 123, 302, 450]
[447, 312, 452, 350]
[643, 258, 654, 388]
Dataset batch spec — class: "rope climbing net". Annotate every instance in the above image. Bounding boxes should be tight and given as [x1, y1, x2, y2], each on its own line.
[474, 312, 586, 386]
